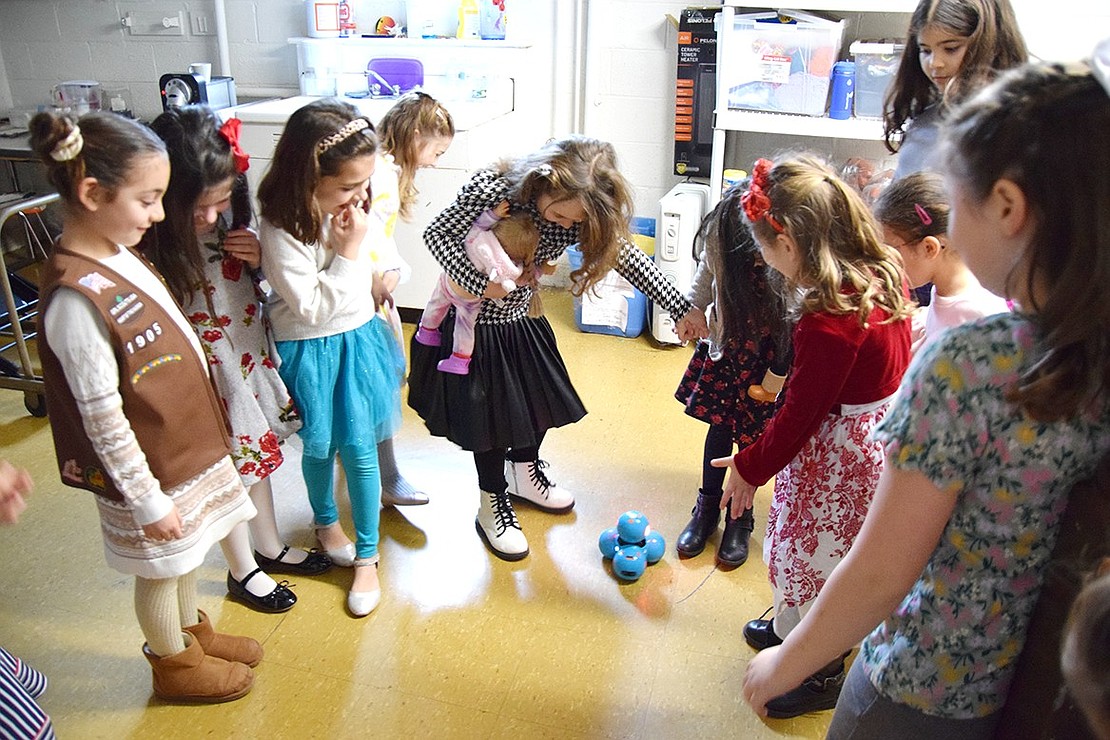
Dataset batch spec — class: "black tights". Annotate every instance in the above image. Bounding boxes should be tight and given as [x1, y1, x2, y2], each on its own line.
[473, 432, 545, 494]
[701, 423, 734, 496]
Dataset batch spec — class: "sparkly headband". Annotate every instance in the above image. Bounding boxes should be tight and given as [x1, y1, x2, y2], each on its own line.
[740, 158, 784, 233]
[316, 118, 371, 154]
[51, 126, 84, 162]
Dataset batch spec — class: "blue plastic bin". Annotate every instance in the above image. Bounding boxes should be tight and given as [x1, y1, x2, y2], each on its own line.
[566, 245, 647, 338]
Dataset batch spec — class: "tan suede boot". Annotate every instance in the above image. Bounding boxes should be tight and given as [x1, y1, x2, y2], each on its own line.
[142, 633, 254, 703]
[183, 610, 263, 667]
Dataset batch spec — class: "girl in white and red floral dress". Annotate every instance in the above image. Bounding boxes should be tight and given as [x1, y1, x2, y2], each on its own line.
[142, 106, 333, 614]
[713, 156, 913, 718]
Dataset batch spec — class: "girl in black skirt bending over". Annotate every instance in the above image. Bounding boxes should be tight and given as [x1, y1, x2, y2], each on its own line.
[408, 136, 708, 560]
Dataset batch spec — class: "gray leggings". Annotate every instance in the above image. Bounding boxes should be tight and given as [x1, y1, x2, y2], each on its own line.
[826, 660, 1000, 740]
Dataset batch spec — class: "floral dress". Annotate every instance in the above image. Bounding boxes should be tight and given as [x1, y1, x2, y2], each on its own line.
[186, 215, 301, 486]
[863, 312, 1110, 719]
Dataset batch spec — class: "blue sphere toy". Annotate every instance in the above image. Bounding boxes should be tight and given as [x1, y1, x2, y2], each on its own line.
[612, 544, 647, 581]
[598, 526, 620, 559]
[617, 510, 650, 544]
[643, 530, 665, 564]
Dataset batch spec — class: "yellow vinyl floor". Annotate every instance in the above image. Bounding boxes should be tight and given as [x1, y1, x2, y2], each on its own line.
[0, 287, 831, 739]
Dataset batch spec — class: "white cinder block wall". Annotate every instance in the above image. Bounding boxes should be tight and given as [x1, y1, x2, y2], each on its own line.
[0, 1, 1107, 220]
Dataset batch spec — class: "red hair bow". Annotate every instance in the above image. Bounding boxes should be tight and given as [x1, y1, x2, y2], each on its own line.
[218, 117, 250, 174]
[741, 158, 783, 233]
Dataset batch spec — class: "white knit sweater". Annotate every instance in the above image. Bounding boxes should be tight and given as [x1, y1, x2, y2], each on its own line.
[259, 215, 378, 341]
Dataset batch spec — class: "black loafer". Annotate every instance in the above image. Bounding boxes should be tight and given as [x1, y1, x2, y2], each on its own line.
[764, 667, 845, 719]
[743, 614, 784, 651]
[253, 546, 333, 576]
[227, 568, 297, 613]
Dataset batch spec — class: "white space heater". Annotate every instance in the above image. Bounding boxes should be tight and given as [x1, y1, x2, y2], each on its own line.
[652, 182, 711, 344]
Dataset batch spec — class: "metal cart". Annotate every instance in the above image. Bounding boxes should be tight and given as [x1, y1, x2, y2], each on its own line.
[0, 191, 58, 417]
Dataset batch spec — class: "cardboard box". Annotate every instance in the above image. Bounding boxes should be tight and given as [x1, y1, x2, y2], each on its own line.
[673, 7, 721, 177]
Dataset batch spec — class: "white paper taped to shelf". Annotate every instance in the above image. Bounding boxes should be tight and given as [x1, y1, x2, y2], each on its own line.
[581, 271, 634, 329]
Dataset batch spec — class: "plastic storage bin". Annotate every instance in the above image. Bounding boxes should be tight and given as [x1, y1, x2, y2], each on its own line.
[850, 41, 904, 119]
[724, 10, 846, 116]
[566, 245, 646, 338]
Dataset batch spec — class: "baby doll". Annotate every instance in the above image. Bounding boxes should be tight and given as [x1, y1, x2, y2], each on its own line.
[415, 205, 541, 375]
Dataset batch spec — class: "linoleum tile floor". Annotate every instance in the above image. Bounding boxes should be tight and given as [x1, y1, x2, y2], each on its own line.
[0, 288, 831, 739]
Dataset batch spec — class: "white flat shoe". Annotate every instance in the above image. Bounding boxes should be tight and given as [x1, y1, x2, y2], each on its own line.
[346, 587, 381, 617]
[315, 528, 357, 567]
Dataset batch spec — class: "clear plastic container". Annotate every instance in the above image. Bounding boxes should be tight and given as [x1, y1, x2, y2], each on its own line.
[723, 10, 845, 117]
[850, 41, 904, 119]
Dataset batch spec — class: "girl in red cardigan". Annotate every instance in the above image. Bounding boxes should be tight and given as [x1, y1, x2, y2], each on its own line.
[712, 156, 912, 718]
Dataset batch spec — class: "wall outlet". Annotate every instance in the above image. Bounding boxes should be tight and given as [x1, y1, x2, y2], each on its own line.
[122, 10, 185, 36]
[191, 12, 214, 36]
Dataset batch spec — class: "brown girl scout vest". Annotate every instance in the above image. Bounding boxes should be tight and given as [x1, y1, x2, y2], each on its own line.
[37, 247, 232, 502]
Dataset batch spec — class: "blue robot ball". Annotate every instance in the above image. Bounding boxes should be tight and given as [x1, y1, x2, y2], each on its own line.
[612, 544, 647, 581]
[598, 526, 620, 559]
[644, 530, 665, 564]
[617, 510, 650, 544]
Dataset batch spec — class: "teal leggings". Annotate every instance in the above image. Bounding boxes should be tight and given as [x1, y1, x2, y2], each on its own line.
[303, 443, 380, 560]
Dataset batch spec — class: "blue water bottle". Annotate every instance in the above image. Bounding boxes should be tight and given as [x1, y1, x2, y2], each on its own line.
[828, 61, 856, 120]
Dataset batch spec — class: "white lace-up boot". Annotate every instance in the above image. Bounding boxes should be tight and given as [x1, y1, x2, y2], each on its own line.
[475, 489, 529, 561]
[505, 459, 575, 513]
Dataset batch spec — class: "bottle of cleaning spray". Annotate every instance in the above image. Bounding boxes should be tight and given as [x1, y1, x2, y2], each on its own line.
[457, 0, 479, 40]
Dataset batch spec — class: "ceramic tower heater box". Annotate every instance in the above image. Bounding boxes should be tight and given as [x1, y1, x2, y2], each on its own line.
[652, 182, 711, 345]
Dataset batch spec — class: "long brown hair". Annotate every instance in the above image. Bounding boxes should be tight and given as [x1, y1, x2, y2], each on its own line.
[376, 91, 454, 220]
[943, 63, 1110, 420]
[258, 98, 379, 244]
[747, 155, 911, 327]
[883, 0, 1027, 153]
[141, 106, 241, 306]
[499, 136, 632, 296]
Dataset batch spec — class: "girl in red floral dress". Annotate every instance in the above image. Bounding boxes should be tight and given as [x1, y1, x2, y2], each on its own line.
[141, 106, 333, 614]
[712, 156, 912, 717]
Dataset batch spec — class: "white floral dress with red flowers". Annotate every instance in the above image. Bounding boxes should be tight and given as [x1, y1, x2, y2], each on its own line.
[185, 216, 301, 486]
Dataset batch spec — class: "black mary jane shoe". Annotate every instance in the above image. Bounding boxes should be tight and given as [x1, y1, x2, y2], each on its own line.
[743, 609, 784, 651]
[253, 545, 333, 576]
[227, 568, 297, 613]
[764, 663, 846, 719]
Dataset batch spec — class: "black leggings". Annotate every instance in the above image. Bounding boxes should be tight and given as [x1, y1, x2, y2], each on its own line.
[473, 432, 545, 494]
[701, 423, 734, 496]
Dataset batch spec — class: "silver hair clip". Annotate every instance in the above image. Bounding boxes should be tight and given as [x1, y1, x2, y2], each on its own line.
[316, 118, 371, 154]
[535, 164, 552, 177]
[1093, 37, 1110, 98]
[50, 126, 83, 162]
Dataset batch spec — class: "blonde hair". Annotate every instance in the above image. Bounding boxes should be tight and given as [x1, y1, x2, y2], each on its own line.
[493, 212, 540, 266]
[747, 155, 911, 326]
[376, 92, 454, 220]
[500, 136, 633, 297]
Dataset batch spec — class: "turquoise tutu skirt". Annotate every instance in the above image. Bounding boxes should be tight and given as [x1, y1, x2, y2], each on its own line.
[276, 317, 404, 460]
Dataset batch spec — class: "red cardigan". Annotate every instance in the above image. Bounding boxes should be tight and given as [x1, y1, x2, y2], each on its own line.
[734, 305, 911, 486]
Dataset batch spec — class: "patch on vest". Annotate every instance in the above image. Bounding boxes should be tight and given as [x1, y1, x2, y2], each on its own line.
[77, 271, 116, 295]
[61, 459, 107, 491]
[130, 353, 183, 385]
[109, 292, 144, 324]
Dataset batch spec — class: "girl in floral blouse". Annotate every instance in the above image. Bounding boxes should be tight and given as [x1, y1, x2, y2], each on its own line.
[142, 107, 332, 615]
[741, 61, 1110, 738]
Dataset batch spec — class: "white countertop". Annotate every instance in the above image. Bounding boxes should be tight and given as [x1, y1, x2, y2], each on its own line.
[221, 77, 514, 132]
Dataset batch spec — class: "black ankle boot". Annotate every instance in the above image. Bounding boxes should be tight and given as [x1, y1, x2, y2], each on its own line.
[717, 506, 754, 567]
[675, 490, 722, 557]
[764, 655, 847, 719]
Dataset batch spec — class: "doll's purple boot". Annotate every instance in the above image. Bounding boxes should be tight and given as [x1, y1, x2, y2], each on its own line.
[437, 354, 471, 375]
[414, 326, 441, 346]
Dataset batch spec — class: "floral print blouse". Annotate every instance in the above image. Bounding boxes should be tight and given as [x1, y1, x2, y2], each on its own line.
[863, 312, 1110, 719]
